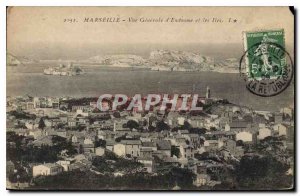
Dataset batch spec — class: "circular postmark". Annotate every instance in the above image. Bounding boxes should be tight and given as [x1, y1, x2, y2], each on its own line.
[239, 42, 293, 97]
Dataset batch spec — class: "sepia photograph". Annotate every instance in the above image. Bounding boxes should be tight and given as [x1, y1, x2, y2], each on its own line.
[5, 6, 295, 191]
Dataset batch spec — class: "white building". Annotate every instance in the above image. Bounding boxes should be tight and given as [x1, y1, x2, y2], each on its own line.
[29, 129, 43, 139]
[224, 124, 230, 132]
[258, 128, 272, 140]
[32, 163, 63, 177]
[193, 174, 211, 187]
[56, 160, 72, 171]
[137, 158, 154, 173]
[273, 124, 287, 136]
[113, 143, 126, 157]
[236, 131, 253, 142]
[25, 122, 39, 130]
[177, 117, 185, 126]
[76, 109, 89, 117]
[95, 147, 105, 156]
[84, 138, 94, 145]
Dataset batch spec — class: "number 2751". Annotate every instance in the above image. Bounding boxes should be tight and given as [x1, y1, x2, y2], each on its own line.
[64, 18, 77, 23]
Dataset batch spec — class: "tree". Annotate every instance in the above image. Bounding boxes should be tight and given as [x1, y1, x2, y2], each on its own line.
[156, 121, 170, 131]
[200, 138, 205, 146]
[148, 125, 156, 132]
[74, 67, 82, 74]
[126, 120, 139, 130]
[235, 155, 291, 189]
[55, 123, 66, 129]
[8, 110, 36, 120]
[66, 141, 77, 156]
[8, 163, 30, 183]
[195, 152, 209, 160]
[182, 121, 192, 130]
[7, 132, 25, 161]
[115, 135, 127, 143]
[60, 106, 68, 111]
[38, 118, 46, 130]
[210, 127, 217, 132]
[169, 168, 196, 188]
[95, 139, 106, 148]
[77, 124, 86, 131]
[236, 140, 244, 146]
[113, 111, 121, 118]
[189, 127, 207, 134]
[92, 156, 113, 173]
[171, 146, 180, 158]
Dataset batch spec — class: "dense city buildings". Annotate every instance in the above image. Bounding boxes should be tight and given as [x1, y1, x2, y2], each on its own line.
[6, 89, 294, 190]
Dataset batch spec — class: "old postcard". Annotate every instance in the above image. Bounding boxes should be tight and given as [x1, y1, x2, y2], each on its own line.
[6, 7, 295, 190]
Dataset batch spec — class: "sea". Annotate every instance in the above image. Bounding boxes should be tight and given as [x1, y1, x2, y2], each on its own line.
[7, 64, 294, 112]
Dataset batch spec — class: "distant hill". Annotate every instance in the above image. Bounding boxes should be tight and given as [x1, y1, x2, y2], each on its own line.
[17, 56, 39, 64]
[148, 50, 214, 71]
[81, 50, 240, 73]
[9, 49, 240, 73]
[149, 50, 213, 65]
[7, 53, 22, 66]
[86, 54, 146, 67]
[7, 53, 38, 66]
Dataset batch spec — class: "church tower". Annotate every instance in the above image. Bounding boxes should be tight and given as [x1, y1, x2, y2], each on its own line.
[206, 86, 211, 99]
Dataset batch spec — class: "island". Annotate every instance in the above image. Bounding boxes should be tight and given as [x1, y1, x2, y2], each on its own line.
[43, 63, 84, 76]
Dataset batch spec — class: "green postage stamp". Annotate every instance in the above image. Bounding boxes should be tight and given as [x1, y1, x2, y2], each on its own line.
[241, 29, 293, 97]
[243, 29, 286, 80]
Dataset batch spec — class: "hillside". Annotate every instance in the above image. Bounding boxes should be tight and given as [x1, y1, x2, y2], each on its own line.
[87, 54, 146, 67]
[7, 53, 22, 66]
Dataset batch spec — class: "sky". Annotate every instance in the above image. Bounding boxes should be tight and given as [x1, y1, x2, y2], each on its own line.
[7, 7, 294, 59]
